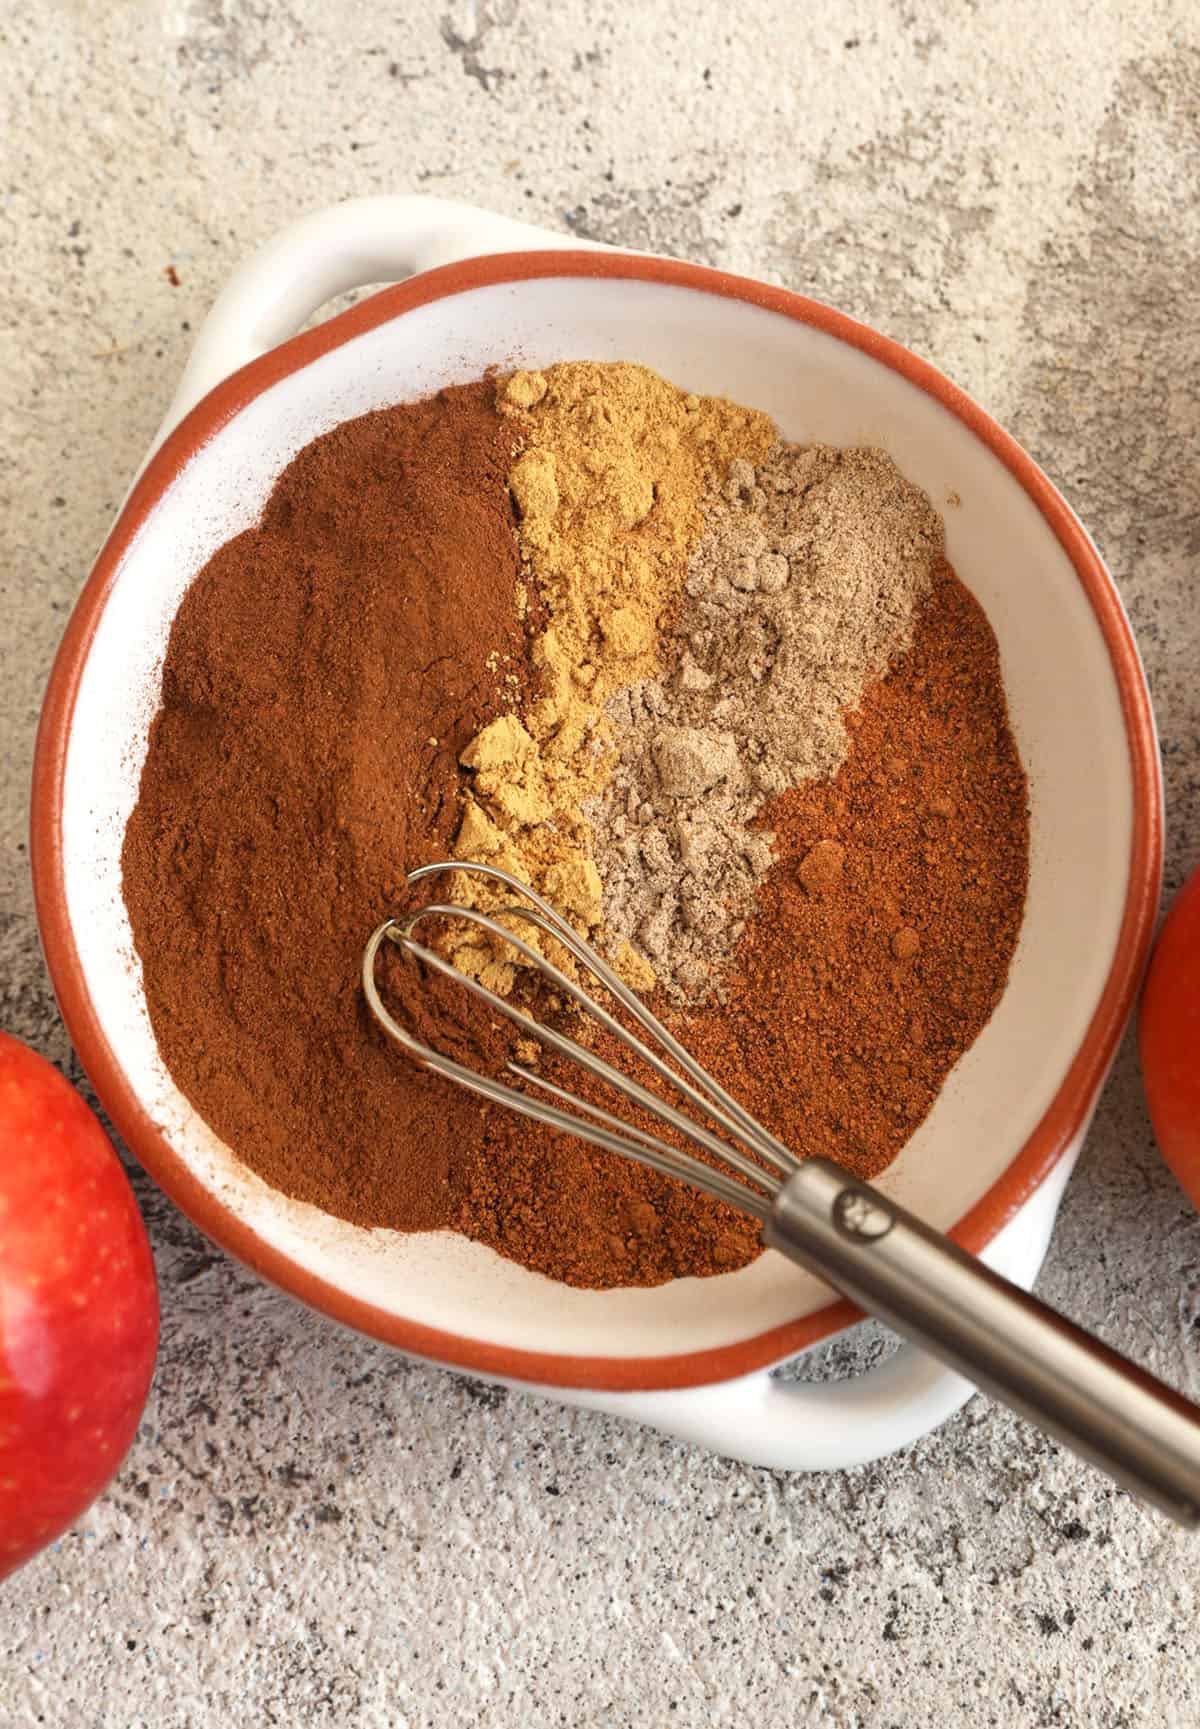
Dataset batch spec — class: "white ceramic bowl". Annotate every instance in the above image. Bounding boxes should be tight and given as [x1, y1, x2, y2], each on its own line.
[32, 197, 1161, 1470]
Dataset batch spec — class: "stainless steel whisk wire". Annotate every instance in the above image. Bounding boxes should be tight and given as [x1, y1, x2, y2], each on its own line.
[363, 858, 1200, 1526]
[363, 860, 791, 1220]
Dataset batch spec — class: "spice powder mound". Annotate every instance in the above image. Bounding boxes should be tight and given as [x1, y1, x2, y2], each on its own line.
[122, 384, 541, 1230]
[122, 374, 1029, 1291]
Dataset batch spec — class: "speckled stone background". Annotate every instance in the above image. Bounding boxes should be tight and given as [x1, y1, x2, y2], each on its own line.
[3, 3, 1199, 1725]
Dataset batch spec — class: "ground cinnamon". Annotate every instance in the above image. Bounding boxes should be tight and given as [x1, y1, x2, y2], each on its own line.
[123, 389, 1027, 1291]
[122, 384, 539, 1231]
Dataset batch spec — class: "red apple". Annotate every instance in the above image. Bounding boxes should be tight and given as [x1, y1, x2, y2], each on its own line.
[1141, 860, 1200, 1200]
[0, 1032, 158, 1580]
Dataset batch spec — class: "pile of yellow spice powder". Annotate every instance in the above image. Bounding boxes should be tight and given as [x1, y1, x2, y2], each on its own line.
[448, 362, 773, 990]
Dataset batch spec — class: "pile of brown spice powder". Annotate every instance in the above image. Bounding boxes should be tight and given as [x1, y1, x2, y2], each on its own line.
[122, 384, 541, 1230]
[122, 378, 1028, 1291]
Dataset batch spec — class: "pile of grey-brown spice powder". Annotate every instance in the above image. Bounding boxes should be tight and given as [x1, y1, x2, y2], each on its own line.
[589, 443, 944, 1001]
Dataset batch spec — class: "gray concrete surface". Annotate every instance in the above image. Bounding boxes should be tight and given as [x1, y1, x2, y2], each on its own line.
[3, 3, 1199, 1725]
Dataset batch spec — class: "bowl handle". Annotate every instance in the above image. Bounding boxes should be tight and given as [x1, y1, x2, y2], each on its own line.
[151, 194, 599, 456]
[551, 1158, 1074, 1471]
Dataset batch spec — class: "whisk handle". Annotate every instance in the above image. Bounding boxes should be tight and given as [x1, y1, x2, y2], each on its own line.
[764, 1158, 1200, 1525]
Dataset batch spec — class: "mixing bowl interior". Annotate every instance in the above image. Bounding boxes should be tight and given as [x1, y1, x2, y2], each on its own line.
[54, 266, 1139, 1364]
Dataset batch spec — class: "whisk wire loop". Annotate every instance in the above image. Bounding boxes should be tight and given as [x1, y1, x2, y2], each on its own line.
[365, 904, 778, 1210]
[405, 860, 795, 1176]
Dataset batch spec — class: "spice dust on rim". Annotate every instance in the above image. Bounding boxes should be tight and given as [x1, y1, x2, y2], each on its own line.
[30, 250, 1162, 1392]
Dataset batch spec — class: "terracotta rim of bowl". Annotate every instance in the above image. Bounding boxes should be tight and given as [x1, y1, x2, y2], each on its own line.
[31, 251, 1162, 1392]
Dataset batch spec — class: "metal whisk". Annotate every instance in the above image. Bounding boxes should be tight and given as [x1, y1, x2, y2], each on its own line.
[363, 859, 1200, 1525]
